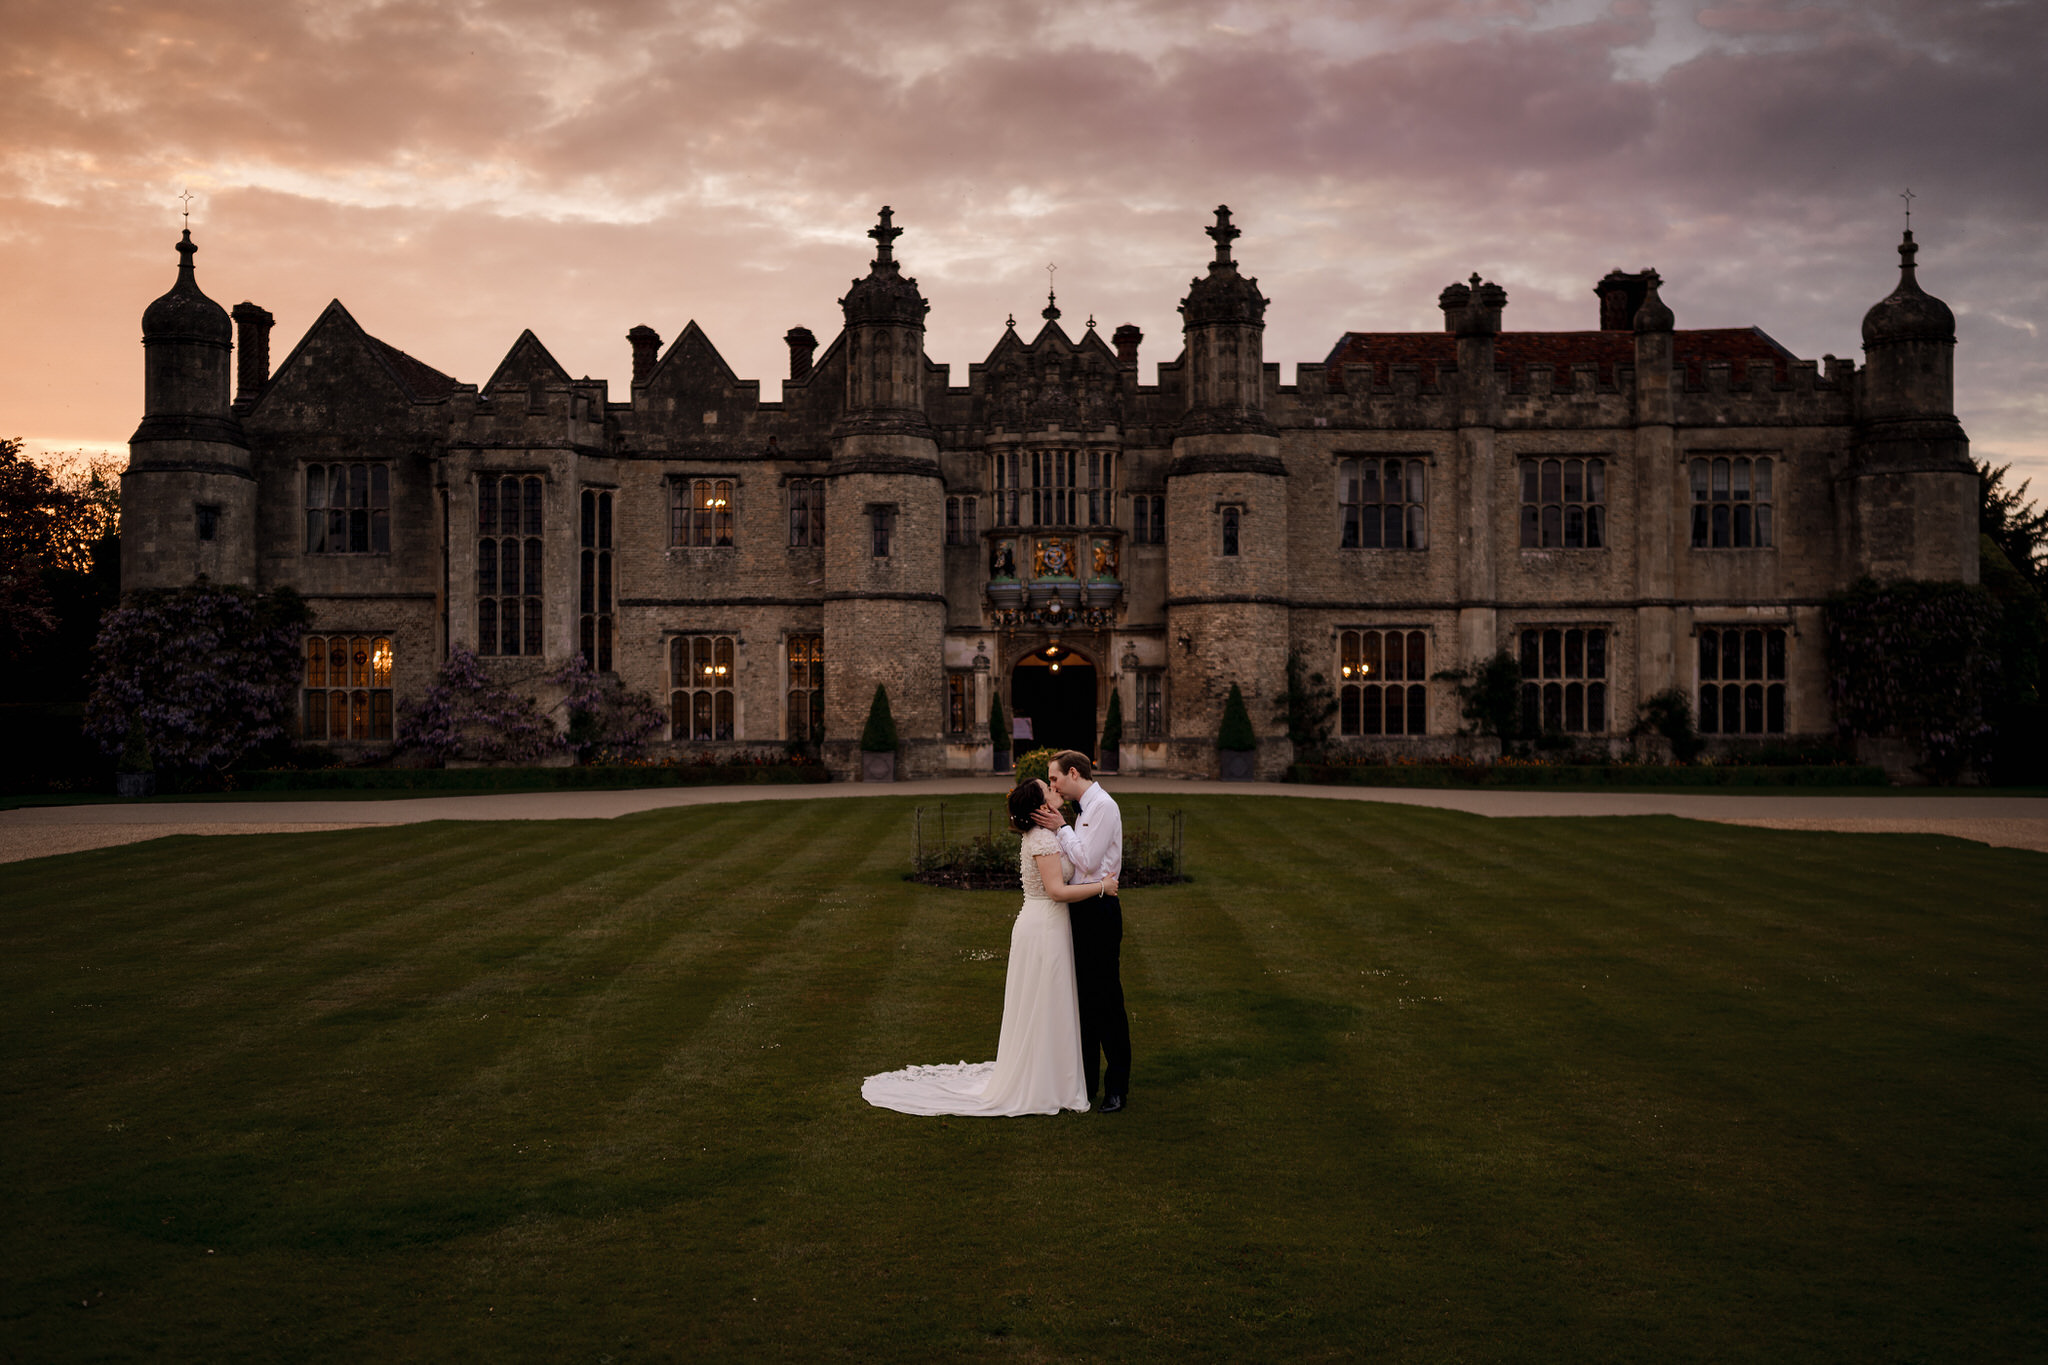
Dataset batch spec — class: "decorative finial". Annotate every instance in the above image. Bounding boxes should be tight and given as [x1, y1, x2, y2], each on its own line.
[1086, 313, 1097, 330]
[1901, 187, 1915, 230]
[1042, 263, 1060, 321]
[1206, 205, 1240, 264]
[1469, 272, 1482, 290]
[178, 189, 196, 228]
[868, 205, 902, 264]
[1006, 312, 1016, 329]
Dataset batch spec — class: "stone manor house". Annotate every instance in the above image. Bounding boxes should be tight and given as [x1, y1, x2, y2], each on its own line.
[121, 206, 1975, 778]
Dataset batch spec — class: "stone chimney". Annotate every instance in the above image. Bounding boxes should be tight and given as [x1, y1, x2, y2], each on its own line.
[785, 326, 817, 382]
[627, 325, 661, 385]
[1437, 280, 1471, 333]
[231, 302, 273, 411]
[1596, 269, 1656, 331]
[1440, 275, 1505, 337]
[1112, 323, 1143, 370]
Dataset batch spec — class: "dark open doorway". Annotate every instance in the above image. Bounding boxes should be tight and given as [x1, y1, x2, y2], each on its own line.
[1010, 645, 1098, 758]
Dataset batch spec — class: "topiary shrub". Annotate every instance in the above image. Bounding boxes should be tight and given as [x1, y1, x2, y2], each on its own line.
[1217, 682, 1257, 752]
[1099, 687, 1123, 753]
[860, 684, 899, 753]
[990, 690, 1010, 757]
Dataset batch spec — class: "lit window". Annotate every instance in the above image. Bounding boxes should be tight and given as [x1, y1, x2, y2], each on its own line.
[670, 634, 736, 741]
[786, 634, 823, 742]
[1337, 630, 1429, 735]
[302, 635, 394, 741]
[947, 672, 973, 735]
[1338, 457, 1427, 549]
[477, 474, 543, 656]
[306, 463, 391, 554]
[1518, 627, 1609, 734]
[1698, 627, 1786, 734]
[1519, 458, 1606, 549]
[1690, 457, 1774, 549]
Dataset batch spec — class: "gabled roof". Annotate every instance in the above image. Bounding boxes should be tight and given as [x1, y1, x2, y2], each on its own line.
[647, 320, 741, 388]
[262, 299, 461, 406]
[1322, 327, 1796, 389]
[482, 329, 571, 396]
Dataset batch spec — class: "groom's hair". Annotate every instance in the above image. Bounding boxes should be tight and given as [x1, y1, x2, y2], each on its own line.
[1049, 751, 1093, 781]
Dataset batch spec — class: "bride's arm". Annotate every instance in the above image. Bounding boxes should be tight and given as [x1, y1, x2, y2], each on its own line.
[1032, 852, 1119, 903]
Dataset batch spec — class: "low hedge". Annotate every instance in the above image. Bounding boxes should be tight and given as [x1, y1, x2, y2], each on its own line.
[232, 764, 831, 793]
[1286, 763, 1890, 789]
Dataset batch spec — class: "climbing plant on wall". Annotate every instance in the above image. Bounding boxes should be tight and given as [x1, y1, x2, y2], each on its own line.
[1822, 577, 2001, 781]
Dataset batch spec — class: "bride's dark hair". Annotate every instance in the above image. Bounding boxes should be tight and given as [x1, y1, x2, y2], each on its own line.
[1006, 779, 1047, 833]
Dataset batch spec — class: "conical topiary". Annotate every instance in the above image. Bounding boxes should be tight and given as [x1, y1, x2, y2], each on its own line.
[859, 683, 899, 753]
[1099, 687, 1124, 753]
[1217, 682, 1257, 751]
[990, 690, 1010, 754]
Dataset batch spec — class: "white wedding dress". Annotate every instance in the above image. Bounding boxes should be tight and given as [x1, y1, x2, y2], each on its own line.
[862, 827, 1091, 1116]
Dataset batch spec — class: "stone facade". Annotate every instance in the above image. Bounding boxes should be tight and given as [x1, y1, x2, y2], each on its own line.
[122, 209, 1975, 778]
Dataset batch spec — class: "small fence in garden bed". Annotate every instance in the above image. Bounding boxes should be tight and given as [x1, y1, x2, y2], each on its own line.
[1286, 762, 1889, 789]
[908, 802, 1188, 890]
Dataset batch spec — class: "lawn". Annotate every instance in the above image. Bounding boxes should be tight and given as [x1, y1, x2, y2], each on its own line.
[2, 797, 2042, 1362]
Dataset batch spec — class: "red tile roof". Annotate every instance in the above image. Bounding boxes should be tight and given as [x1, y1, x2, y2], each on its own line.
[1322, 327, 1796, 391]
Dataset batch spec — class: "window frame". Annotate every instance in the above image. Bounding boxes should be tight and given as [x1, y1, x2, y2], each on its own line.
[301, 634, 395, 741]
[1696, 624, 1788, 734]
[1516, 625, 1611, 735]
[476, 472, 544, 657]
[1518, 456, 1607, 550]
[785, 633, 823, 742]
[1336, 628, 1430, 736]
[669, 633, 738, 742]
[787, 478, 825, 549]
[305, 461, 392, 555]
[1688, 455, 1776, 550]
[1337, 456, 1428, 551]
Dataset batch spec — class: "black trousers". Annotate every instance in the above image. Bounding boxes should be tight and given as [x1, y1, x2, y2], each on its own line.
[1069, 893, 1132, 1099]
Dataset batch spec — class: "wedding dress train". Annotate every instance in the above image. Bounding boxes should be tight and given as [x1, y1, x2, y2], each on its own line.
[862, 827, 1091, 1117]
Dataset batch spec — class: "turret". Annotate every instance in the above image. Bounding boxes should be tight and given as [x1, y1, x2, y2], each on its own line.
[1847, 228, 1974, 582]
[821, 207, 946, 779]
[122, 230, 255, 590]
[1176, 206, 1273, 437]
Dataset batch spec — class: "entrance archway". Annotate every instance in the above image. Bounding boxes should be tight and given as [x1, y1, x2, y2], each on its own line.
[1010, 644, 1098, 758]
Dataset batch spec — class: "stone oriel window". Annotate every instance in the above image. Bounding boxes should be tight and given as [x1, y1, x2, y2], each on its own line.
[1520, 458, 1606, 549]
[1132, 494, 1165, 545]
[1690, 457, 1774, 549]
[1698, 626, 1786, 734]
[306, 462, 391, 554]
[1338, 630, 1428, 735]
[673, 479, 735, 548]
[1137, 670, 1166, 740]
[1339, 457, 1426, 550]
[992, 451, 1022, 527]
[1033, 450, 1078, 526]
[579, 489, 614, 672]
[786, 633, 822, 742]
[303, 634, 393, 740]
[788, 479, 824, 548]
[671, 634, 735, 741]
[869, 505, 895, 557]
[946, 496, 979, 545]
[477, 474, 543, 657]
[1519, 627, 1608, 734]
[1220, 506, 1241, 557]
[1084, 451, 1117, 526]
[947, 671, 973, 736]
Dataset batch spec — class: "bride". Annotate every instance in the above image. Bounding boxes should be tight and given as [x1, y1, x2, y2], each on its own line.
[862, 778, 1118, 1117]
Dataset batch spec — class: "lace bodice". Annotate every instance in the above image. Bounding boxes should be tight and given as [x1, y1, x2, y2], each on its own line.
[1019, 827, 1069, 901]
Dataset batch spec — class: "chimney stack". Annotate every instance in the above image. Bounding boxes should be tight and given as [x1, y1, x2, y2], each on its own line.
[627, 325, 661, 385]
[1595, 270, 1656, 331]
[1112, 323, 1143, 370]
[231, 301, 273, 411]
[784, 326, 817, 382]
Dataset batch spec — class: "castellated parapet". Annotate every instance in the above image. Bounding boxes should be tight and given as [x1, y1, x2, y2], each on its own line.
[123, 211, 1977, 776]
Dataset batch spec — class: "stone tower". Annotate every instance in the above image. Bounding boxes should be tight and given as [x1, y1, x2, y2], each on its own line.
[122, 230, 255, 590]
[1847, 229, 1976, 582]
[1165, 206, 1291, 776]
[822, 207, 947, 778]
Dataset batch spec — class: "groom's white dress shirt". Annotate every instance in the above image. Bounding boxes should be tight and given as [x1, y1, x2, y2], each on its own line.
[1056, 781, 1122, 888]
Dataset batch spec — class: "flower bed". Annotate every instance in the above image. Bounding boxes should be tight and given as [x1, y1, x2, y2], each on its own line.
[233, 762, 830, 793]
[1286, 762, 1888, 788]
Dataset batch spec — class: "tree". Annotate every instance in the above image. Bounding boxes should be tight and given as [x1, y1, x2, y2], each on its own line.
[860, 684, 899, 753]
[84, 582, 312, 775]
[1216, 682, 1257, 751]
[1433, 649, 1524, 740]
[395, 647, 566, 765]
[547, 652, 667, 762]
[0, 438, 69, 658]
[1272, 649, 1336, 757]
[1, 440, 124, 692]
[989, 689, 1010, 758]
[1823, 576, 2001, 782]
[1099, 685, 1124, 754]
[1976, 457, 2048, 593]
[1633, 688, 1706, 763]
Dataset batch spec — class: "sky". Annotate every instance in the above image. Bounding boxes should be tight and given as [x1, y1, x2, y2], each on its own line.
[4, 0, 2044, 484]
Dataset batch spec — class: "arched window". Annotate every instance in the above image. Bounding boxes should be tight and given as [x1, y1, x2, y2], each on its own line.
[1516, 627, 1609, 734]
[477, 474, 543, 656]
[302, 634, 393, 740]
[671, 634, 736, 741]
[1337, 630, 1429, 735]
[1690, 457, 1774, 548]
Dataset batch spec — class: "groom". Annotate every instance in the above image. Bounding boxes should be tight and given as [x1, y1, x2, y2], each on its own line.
[1035, 751, 1132, 1113]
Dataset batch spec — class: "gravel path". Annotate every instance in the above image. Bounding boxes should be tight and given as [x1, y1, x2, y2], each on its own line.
[5, 779, 2045, 864]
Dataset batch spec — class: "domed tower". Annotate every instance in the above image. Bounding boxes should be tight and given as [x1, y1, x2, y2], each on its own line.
[1847, 228, 1975, 582]
[822, 207, 947, 778]
[122, 230, 255, 590]
[1165, 206, 1291, 777]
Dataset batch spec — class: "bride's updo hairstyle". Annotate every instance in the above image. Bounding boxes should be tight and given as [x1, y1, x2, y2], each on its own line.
[1007, 780, 1047, 833]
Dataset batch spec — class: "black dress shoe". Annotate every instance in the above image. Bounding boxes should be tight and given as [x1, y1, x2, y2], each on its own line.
[1096, 1093, 1126, 1114]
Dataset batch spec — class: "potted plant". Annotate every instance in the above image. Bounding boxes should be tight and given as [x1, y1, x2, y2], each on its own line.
[989, 691, 1012, 774]
[116, 718, 156, 799]
[1217, 681, 1257, 781]
[860, 683, 899, 782]
[1098, 687, 1123, 774]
